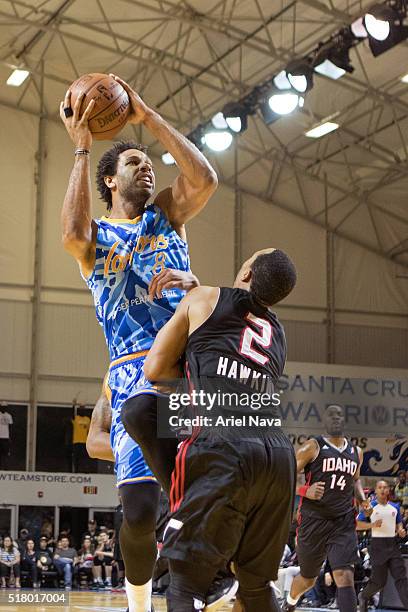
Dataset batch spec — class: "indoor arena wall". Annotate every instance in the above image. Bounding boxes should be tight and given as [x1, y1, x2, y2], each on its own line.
[0, 107, 407, 404]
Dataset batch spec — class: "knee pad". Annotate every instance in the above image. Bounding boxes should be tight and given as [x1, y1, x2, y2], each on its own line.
[120, 482, 160, 536]
[122, 394, 157, 443]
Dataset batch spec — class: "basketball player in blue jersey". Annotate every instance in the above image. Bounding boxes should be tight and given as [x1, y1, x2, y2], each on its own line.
[60, 75, 218, 612]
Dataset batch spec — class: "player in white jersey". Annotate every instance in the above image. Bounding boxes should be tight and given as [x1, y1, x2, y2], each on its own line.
[60, 76, 217, 612]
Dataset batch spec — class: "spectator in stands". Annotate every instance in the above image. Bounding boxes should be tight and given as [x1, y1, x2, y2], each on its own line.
[403, 507, 408, 529]
[77, 538, 94, 588]
[92, 531, 113, 590]
[395, 471, 406, 504]
[276, 545, 300, 602]
[40, 518, 55, 548]
[37, 536, 54, 577]
[16, 528, 30, 555]
[82, 519, 99, 548]
[21, 539, 39, 588]
[0, 535, 21, 588]
[0, 403, 13, 469]
[53, 536, 78, 590]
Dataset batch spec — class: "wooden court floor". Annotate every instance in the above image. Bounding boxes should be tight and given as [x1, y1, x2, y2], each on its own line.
[0, 590, 233, 611]
[0, 591, 398, 611]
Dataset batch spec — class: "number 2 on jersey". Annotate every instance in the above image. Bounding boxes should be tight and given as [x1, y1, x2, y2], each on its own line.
[239, 313, 272, 365]
[330, 474, 346, 490]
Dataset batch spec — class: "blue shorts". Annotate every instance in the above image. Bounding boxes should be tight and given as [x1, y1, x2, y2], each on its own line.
[105, 352, 160, 488]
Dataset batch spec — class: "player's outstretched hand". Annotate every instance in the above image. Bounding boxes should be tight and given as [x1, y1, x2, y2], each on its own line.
[306, 481, 325, 500]
[148, 269, 200, 301]
[110, 74, 150, 125]
[59, 90, 94, 149]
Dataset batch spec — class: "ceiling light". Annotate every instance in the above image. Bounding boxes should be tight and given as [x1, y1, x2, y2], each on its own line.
[364, 11, 391, 41]
[363, 4, 408, 56]
[286, 58, 314, 93]
[350, 17, 368, 38]
[273, 70, 292, 90]
[203, 130, 233, 152]
[314, 41, 354, 80]
[222, 102, 248, 133]
[161, 152, 176, 165]
[305, 121, 339, 138]
[6, 69, 29, 87]
[268, 93, 300, 115]
[211, 112, 228, 130]
[315, 59, 346, 80]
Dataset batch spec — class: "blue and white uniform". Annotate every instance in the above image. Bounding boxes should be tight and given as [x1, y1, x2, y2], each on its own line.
[357, 499, 402, 537]
[84, 203, 190, 486]
[358, 499, 408, 606]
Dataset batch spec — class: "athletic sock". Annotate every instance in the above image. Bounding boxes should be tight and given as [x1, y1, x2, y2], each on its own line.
[287, 594, 298, 606]
[337, 585, 357, 612]
[125, 577, 152, 612]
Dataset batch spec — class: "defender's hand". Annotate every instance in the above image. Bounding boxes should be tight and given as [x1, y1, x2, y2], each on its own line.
[148, 269, 199, 301]
[110, 74, 150, 125]
[373, 519, 383, 528]
[398, 526, 406, 538]
[306, 481, 325, 500]
[59, 90, 94, 149]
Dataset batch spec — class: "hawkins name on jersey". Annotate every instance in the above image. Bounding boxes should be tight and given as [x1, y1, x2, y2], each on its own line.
[216, 355, 273, 393]
[85, 204, 190, 361]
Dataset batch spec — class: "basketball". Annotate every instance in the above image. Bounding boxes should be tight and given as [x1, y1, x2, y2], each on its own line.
[70, 73, 130, 140]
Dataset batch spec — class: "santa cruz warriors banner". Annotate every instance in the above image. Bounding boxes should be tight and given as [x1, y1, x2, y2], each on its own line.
[280, 363, 407, 477]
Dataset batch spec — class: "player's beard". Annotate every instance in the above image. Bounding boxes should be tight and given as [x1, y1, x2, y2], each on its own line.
[119, 177, 153, 209]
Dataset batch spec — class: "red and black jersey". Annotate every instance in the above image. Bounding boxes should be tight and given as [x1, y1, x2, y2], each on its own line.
[301, 435, 359, 519]
[184, 287, 286, 415]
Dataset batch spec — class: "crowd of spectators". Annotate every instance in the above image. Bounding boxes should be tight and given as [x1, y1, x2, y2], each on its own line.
[1, 473, 406, 600]
[0, 519, 124, 591]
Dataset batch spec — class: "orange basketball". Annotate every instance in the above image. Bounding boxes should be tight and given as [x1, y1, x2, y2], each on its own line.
[70, 73, 130, 140]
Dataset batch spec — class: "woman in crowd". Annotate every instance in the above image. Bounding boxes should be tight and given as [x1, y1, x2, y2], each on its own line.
[21, 539, 39, 588]
[0, 535, 21, 588]
[77, 537, 94, 587]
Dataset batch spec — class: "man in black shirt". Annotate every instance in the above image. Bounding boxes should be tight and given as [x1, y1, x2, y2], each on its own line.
[142, 248, 297, 612]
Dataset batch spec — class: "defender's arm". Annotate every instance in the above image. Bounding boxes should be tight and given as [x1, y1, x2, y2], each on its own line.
[144, 286, 217, 382]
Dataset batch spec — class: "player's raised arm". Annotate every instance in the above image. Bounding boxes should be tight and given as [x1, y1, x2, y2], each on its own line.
[86, 388, 114, 462]
[60, 89, 97, 278]
[111, 75, 218, 230]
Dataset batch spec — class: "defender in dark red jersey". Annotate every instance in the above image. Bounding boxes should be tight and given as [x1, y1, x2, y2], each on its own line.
[283, 404, 370, 612]
[142, 248, 297, 612]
